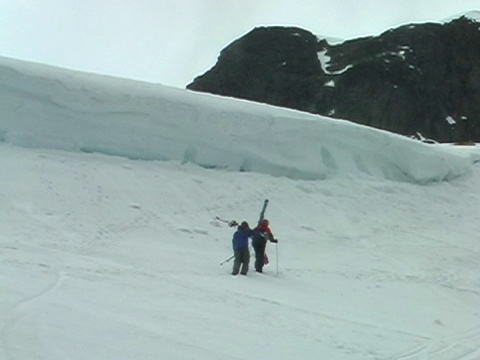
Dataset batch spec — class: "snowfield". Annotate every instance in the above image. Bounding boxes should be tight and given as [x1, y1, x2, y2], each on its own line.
[1, 56, 480, 360]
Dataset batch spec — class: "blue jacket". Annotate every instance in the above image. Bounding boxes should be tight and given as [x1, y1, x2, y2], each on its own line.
[232, 228, 255, 250]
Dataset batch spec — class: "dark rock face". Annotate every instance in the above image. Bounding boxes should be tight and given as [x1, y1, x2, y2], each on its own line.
[187, 27, 323, 113]
[187, 16, 480, 143]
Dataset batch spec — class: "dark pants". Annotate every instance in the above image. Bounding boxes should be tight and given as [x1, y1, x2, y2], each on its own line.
[252, 243, 266, 272]
[232, 247, 250, 275]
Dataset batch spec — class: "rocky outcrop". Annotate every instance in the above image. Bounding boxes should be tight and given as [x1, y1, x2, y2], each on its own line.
[187, 14, 480, 143]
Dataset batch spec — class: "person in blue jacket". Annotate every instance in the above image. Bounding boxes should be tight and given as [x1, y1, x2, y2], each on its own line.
[230, 221, 255, 275]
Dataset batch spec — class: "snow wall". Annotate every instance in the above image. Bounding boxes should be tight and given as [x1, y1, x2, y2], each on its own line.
[0, 56, 477, 183]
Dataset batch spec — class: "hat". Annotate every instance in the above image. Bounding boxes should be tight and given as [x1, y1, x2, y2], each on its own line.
[261, 219, 269, 225]
[240, 221, 249, 229]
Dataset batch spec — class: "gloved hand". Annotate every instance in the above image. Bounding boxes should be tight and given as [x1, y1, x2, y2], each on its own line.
[228, 220, 238, 227]
[270, 238, 278, 243]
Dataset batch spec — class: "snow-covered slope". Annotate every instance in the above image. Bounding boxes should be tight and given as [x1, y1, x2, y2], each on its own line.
[0, 56, 476, 183]
[1, 57, 480, 360]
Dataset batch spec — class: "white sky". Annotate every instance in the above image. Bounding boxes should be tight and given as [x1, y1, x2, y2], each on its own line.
[2, 51, 480, 360]
[0, 0, 478, 88]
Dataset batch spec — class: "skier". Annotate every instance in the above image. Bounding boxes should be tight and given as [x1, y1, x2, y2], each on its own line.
[230, 221, 255, 275]
[252, 218, 277, 273]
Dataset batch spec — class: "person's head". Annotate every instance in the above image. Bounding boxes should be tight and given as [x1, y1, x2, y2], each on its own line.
[261, 219, 269, 226]
[240, 221, 249, 229]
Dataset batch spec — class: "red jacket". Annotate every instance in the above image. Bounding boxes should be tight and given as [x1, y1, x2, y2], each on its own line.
[255, 222, 272, 236]
[253, 222, 274, 246]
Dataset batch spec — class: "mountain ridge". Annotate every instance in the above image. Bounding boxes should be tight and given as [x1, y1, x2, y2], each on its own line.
[187, 13, 480, 143]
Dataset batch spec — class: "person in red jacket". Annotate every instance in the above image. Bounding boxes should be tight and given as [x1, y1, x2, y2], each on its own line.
[252, 219, 277, 273]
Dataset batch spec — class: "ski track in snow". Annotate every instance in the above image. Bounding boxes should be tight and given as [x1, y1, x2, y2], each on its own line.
[369, 247, 480, 360]
[1, 266, 68, 360]
[354, 228, 480, 359]
[392, 326, 480, 360]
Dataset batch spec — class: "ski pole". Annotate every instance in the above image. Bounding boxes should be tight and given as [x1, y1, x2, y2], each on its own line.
[276, 243, 279, 276]
[215, 216, 239, 227]
[215, 216, 230, 224]
[220, 254, 235, 266]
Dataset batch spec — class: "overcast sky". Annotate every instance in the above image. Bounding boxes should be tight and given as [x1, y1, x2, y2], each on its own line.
[1, 0, 478, 89]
